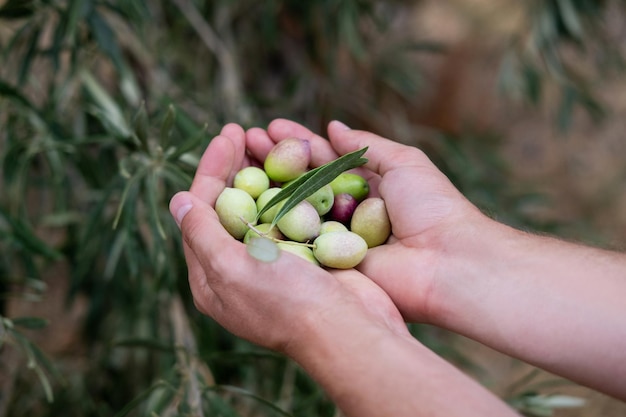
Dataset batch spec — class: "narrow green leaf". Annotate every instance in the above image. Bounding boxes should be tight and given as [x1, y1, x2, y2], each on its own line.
[0, 80, 37, 110]
[110, 337, 176, 353]
[17, 26, 41, 85]
[166, 123, 208, 161]
[33, 364, 54, 403]
[556, 0, 584, 40]
[81, 71, 132, 138]
[8, 328, 60, 401]
[114, 381, 172, 417]
[132, 101, 149, 150]
[63, 0, 87, 45]
[145, 172, 166, 240]
[204, 390, 241, 416]
[112, 166, 148, 230]
[205, 385, 294, 417]
[255, 147, 368, 226]
[104, 229, 128, 280]
[557, 85, 576, 131]
[2, 141, 28, 185]
[87, 9, 124, 70]
[162, 162, 193, 189]
[12, 317, 49, 330]
[524, 63, 543, 105]
[0, 208, 62, 260]
[159, 104, 176, 150]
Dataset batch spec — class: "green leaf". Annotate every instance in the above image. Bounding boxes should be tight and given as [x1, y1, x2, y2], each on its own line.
[166, 123, 208, 161]
[556, 0, 584, 40]
[17, 26, 41, 85]
[145, 171, 166, 240]
[159, 104, 176, 150]
[162, 162, 193, 189]
[557, 85, 576, 131]
[12, 317, 49, 329]
[0, 80, 37, 111]
[8, 328, 60, 402]
[255, 147, 368, 227]
[132, 101, 149, 150]
[0, 208, 62, 260]
[114, 381, 173, 417]
[81, 71, 132, 138]
[112, 165, 148, 230]
[110, 337, 176, 353]
[87, 8, 124, 71]
[63, 0, 88, 45]
[103, 228, 128, 280]
[524, 63, 543, 105]
[205, 385, 294, 417]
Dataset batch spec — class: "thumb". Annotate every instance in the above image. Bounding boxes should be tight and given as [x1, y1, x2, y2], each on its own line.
[327, 120, 435, 176]
[169, 191, 243, 274]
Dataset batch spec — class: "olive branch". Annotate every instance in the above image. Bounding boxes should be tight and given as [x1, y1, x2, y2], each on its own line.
[240, 146, 368, 260]
[255, 146, 368, 228]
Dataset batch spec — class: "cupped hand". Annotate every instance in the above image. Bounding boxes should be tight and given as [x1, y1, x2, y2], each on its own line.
[169, 123, 409, 355]
[246, 119, 486, 324]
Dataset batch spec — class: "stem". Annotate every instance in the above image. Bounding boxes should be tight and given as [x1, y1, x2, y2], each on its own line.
[239, 217, 317, 249]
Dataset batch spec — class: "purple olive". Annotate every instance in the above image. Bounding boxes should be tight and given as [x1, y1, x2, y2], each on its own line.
[329, 193, 358, 225]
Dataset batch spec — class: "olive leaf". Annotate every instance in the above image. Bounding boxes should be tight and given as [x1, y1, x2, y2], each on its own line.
[255, 146, 368, 228]
[159, 104, 176, 150]
[131, 101, 149, 150]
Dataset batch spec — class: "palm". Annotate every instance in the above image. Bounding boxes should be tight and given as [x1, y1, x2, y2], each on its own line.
[246, 119, 479, 323]
[180, 122, 409, 353]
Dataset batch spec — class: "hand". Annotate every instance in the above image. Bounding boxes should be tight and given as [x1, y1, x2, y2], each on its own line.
[169, 123, 409, 355]
[246, 119, 487, 324]
[248, 120, 626, 402]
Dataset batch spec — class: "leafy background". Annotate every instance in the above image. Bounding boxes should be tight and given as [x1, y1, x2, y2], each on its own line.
[1, 0, 626, 416]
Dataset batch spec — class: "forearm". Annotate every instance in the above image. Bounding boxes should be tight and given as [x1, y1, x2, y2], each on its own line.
[289, 311, 520, 417]
[434, 218, 626, 399]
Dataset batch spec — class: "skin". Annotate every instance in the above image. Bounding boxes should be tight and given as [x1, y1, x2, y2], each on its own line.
[169, 119, 626, 417]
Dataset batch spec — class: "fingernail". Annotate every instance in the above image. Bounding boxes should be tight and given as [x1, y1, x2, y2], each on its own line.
[331, 120, 351, 131]
[176, 204, 192, 226]
[170, 193, 193, 227]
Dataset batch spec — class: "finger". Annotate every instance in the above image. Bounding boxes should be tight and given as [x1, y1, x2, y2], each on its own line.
[170, 191, 331, 291]
[353, 243, 431, 323]
[189, 125, 245, 205]
[331, 269, 409, 336]
[327, 120, 435, 176]
[267, 119, 382, 196]
[183, 240, 220, 316]
[170, 191, 248, 281]
[220, 123, 248, 183]
[170, 192, 225, 315]
[267, 118, 339, 167]
[245, 127, 278, 164]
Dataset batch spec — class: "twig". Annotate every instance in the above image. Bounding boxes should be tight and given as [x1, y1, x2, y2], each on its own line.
[277, 359, 298, 412]
[171, 296, 215, 417]
[169, 0, 252, 122]
[239, 217, 316, 249]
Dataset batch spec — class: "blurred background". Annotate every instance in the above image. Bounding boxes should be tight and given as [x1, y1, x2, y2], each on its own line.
[1, 0, 625, 416]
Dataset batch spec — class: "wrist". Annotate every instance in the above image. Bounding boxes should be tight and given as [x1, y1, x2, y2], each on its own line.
[285, 297, 521, 417]
[426, 212, 518, 330]
[285, 299, 400, 366]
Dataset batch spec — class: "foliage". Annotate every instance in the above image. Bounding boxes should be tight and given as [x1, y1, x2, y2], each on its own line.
[0, 0, 622, 416]
[499, 0, 624, 130]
